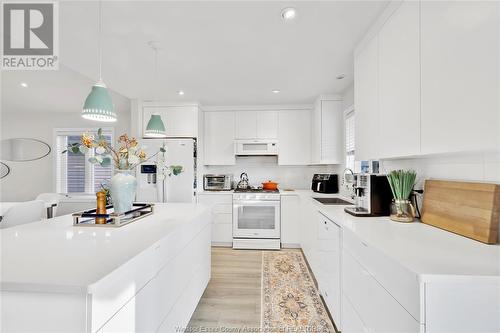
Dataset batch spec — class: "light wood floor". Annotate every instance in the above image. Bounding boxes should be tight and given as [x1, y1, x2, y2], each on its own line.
[187, 247, 262, 330]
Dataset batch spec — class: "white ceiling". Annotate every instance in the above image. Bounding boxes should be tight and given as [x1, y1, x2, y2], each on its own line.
[1, 65, 131, 114]
[1, 1, 388, 112]
[59, 1, 388, 105]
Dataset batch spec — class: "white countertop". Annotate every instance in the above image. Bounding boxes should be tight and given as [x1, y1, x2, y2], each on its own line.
[0, 203, 209, 293]
[300, 193, 500, 280]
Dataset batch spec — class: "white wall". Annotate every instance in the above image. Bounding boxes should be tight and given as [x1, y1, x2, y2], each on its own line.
[341, 84, 354, 110]
[0, 110, 131, 202]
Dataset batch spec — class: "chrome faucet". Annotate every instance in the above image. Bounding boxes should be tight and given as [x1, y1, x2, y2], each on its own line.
[342, 168, 356, 200]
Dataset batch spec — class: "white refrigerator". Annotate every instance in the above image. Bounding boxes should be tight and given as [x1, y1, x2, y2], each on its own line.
[136, 138, 196, 203]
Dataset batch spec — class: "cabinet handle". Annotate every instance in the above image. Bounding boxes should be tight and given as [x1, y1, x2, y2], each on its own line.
[361, 241, 368, 247]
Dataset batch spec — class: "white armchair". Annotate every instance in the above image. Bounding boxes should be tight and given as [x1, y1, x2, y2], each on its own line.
[0, 200, 45, 229]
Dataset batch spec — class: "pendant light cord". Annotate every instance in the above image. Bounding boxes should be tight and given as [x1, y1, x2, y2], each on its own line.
[98, 0, 103, 81]
[155, 46, 158, 113]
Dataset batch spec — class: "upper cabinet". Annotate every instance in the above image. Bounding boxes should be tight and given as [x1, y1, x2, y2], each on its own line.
[203, 111, 235, 165]
[142, 105, 198, 138]
[355, 35, 379, 161]
[354, 0, 499, 160]
[278, 109, 311, 165]
[420, 1, 499, 154]
[235, 111, 278, 139]
[311, 97, 343, 165]
[378, 0, 420, 158]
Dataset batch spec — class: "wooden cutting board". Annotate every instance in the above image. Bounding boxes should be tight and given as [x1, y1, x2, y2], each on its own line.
[421, 180, 500, 244]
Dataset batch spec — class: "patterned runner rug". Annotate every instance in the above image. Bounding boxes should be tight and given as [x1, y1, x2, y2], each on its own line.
[261, 251, 336, 333]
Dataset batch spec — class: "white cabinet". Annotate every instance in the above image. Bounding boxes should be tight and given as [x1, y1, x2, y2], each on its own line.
[278, 109, 311, 165]
[355, 1, 500, 160]
[420, 1, 500, 154]
[342, 250, 420, 333]
[378, 1, 420, 158]
[280, 195, 301, 247]
[197, 193, 233, 246]
[311, 98, 343, 164]
[235, 111, 278, 139]
[142, 105, 198, 138]
[354, 35, 379, 161]
[234, 111, 256, 139]
[203, 111, 235, 165]
[316, 212, 341, 328]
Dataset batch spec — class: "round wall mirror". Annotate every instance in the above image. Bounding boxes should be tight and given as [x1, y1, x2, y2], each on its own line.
[0, 138, 51, 162]
[0, 162, 10, 179]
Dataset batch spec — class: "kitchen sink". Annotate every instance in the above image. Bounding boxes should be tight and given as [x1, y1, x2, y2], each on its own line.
[313, 197, 352, 205]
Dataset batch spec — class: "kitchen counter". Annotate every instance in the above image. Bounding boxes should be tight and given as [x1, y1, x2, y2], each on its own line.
[1, 203, 212, 332]
[304, 194, 500, 280]
[1, 203, 210, 293]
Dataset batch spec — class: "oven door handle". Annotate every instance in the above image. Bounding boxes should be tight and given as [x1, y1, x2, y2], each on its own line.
[233, 200, 280, 206]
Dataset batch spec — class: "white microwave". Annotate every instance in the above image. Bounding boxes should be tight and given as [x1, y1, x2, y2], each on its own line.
[234, 139, 279, 156]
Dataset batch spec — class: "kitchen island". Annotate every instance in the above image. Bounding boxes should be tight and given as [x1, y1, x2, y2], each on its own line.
[1, 203, 211, 333]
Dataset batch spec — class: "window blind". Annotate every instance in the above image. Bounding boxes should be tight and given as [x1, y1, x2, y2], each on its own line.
[54, 128, 114, 194]
[345, 111, 355, 170]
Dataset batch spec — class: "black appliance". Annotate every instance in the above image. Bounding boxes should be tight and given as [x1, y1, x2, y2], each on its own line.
[311, 174, 339, 193]
[344, 174, 393, 217]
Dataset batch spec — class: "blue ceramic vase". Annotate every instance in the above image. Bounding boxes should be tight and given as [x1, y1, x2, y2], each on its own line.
[110, 170, 137, 214]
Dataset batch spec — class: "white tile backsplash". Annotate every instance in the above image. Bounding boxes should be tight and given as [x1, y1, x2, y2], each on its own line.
[381, 152, 500, 189]
[200, 156, 340, 190]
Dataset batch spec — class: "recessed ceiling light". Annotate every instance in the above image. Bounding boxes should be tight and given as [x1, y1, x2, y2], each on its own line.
[272, 89, 281, 94]
[20, 82, 28, 88]
[178, 90, 185, 96]
[336, 74, 346, 80]
[281, 8, 296, 21]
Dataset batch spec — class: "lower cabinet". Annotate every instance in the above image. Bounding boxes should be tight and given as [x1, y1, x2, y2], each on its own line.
[280, 195, 301, 247]
[342, 250, 420, 333]
[299, 201, 500, 333]
[342, 294, 368, 333]
[97, 221, 211, 332]
[316, 212, 341, 327]
[197, 193, 233, 246]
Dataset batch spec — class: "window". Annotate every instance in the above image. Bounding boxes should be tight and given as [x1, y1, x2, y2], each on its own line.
[54, 128, 114, 194]
[345, 110, 355, 170]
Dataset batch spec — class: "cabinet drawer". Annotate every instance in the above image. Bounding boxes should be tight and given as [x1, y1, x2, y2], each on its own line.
[96, 224, 210, 332]
[343, 250, 419, 333]
[197, 194, 233, 206]
[343, 229, 420, 320]
[342, 293, 368, 333]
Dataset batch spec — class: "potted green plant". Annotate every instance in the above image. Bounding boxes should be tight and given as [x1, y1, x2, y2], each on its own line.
[386, 169, 417, 222]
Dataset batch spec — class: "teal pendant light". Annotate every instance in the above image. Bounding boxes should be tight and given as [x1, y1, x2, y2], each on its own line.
[144, 42, 167, 138]
[82, 0, 116, 122]
[145, 115, 166, 137]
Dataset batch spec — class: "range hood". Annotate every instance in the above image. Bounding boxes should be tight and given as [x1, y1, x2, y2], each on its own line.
[234, 139, 279, 156]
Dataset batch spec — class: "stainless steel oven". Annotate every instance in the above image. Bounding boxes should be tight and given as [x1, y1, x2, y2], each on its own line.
[233, 192, 280, 249]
